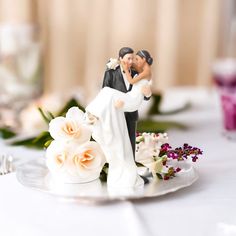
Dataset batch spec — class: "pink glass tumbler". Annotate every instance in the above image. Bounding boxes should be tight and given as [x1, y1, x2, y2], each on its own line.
[213, 59, 236, 140]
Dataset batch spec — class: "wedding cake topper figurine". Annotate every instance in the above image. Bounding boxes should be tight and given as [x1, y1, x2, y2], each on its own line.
[85, 47, 153, 188]
[46, 48, 203, 191]
[103, 47, 152, 156]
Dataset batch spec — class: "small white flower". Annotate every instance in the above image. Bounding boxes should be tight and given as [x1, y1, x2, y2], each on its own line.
[145, 158, 163, 174]
[142, 132, 153, 145]
[136, 132, 167, 175]
[136, 135, 144, 143]
[106, 58, 119, 70]
[49, 107, 91, 143]
[156, 133, 168, 146]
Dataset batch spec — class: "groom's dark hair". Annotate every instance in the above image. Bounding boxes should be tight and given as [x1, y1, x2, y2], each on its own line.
[119, 47, 134, 58]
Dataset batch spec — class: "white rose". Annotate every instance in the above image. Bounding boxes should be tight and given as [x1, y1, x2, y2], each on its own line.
[46, 140, 69, 173]
[49, 107, 91, 143]
[46, 140, 106, 183]
[106, 58, 119, 70]
[68, 141, 106, 178]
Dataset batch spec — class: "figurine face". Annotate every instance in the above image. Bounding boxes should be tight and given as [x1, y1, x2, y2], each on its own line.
[120, 53, 133, 69]
[134, 55, 146, 70]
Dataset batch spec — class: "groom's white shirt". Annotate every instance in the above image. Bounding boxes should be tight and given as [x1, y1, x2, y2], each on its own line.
[120, 64, 131, 90]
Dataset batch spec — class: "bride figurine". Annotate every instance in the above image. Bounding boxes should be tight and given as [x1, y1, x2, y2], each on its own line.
[86, 50, 153, 189]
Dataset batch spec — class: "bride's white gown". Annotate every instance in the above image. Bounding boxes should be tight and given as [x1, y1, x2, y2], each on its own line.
[86, 79, 151, 188]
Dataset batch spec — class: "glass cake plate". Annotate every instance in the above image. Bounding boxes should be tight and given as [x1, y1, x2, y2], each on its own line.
[16, 158, 198, 203]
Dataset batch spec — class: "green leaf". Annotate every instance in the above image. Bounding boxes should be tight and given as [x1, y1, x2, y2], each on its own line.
[0, 127, 17, 139]
[156, 173, 163, 180]
[99, 171, 107, 182]
[32, 131, 50, 143]
[147, 93, 162, 115]
[57, 98, 85, 117]
[137, 119, 188, 133]
[44, 139, 53, 148]
[11, 131, 52, 149]
[99, 163, 109, 182]
[47, 111, 55, 120]
[38, 107, 51, 124]
[135, 162, 145, 167]
[10, 137, 37, 147]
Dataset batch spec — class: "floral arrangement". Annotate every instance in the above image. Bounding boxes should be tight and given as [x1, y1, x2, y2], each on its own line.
[135, 132, 203, 180]
[46, 107, 106, 183]
[44, 106, 203, 183]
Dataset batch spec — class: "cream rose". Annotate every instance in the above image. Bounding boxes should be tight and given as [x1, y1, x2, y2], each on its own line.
[49, 107, 91, 143]
[46, 140, 106, 183]
[67, 141, 106, 179]
[46, 140, 69, 173]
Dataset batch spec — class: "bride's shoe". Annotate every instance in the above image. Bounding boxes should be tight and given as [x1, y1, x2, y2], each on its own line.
[85, 112, 99, 125]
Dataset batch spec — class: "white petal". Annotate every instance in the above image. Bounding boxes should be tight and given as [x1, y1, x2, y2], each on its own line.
[46, 140, 67, 172]
[72, 141, 105, 176]
[49, 117, 67, 140]
[66, 107, 84, 122]
[77, 125, 92, 143]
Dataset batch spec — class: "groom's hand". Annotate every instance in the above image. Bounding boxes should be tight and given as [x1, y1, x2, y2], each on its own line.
[120, 61, 129, 72]
[114, 99, 124, 109]
[141, 85, 152, 97]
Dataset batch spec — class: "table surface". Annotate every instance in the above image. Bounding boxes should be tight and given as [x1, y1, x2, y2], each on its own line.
[1, 88, 236, 236]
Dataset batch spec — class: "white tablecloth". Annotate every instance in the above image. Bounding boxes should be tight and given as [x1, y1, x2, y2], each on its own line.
[1, 88, 236, 236]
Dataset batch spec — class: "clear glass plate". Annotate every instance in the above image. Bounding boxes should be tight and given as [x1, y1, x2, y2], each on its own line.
[16, 158, 198, 203]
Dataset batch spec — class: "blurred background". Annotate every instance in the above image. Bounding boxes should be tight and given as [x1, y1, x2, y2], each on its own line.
[0, 0, 236, 132]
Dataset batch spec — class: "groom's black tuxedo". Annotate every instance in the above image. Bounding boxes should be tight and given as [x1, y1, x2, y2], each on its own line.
[102, 65, 149, 157]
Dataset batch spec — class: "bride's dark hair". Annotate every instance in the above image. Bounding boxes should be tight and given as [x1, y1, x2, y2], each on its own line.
[136, 50, 153, 65]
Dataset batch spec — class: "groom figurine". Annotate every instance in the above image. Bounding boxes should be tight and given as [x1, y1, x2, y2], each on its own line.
[102, 47, 151, 158]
